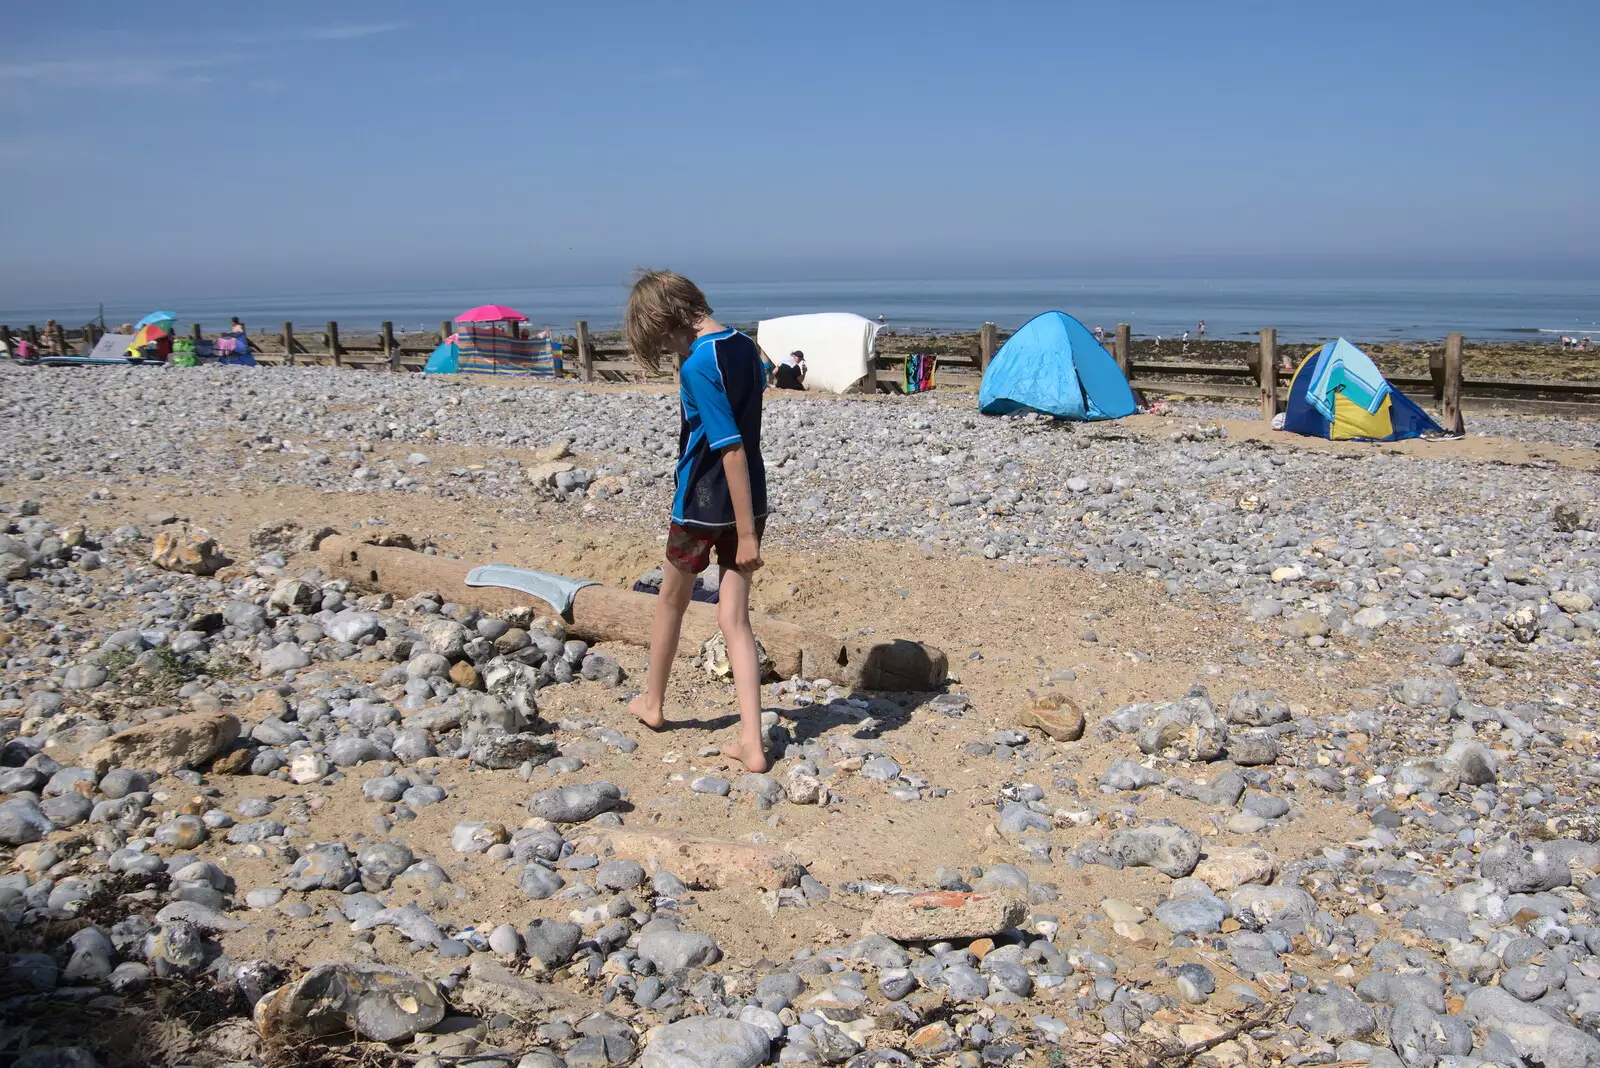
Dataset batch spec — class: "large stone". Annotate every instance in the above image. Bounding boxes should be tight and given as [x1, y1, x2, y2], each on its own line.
[1287, 987, 1376, 1041]
[253, 962, 445, 1043]
[1016, 694, 1084, 741]
[1193, 848, 1276, 892]
[1107, 823, 1202, 878]
[1135, 695, 1228, 762]
[152, 526, 228, 576]
[866, 891, 1027, 942]
[1388, 1000, 1472, 1068]
[572, 828, 803, 890]
[471, 731, 557, 770]
[0, 797, 55, 845]
[86, 711, 240, 774]
[526, 782, 622, 823]
[523, 919, 584, 973]
[260, 643, 311, 676]
[1443, 739, 1499, 785]
[642, 1017, 769, 1068]
[286, 844, 358, 892]
[455, 957, 567, 1018]
[638, 930, 723, 976]
[1227, 885, 1316, 934]
[1479, 838, 1578, 893]
[1225, 691, 1290, 727]
[325, 610, 382, 643]
[1461, 986, 1600, 1068]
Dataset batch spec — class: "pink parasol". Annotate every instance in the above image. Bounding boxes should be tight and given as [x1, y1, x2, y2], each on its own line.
[456, 304, 528, 323]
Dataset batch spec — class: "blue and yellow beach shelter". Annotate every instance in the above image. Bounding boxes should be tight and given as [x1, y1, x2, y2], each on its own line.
[1282, 338, 1442, 441]
[978, 311, 1137, 421]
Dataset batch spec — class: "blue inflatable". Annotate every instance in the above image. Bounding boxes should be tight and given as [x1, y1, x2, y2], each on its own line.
[978, 311, 1137, 421]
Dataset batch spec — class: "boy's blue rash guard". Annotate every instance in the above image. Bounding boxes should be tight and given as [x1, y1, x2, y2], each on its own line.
[672, 329, 767, 530]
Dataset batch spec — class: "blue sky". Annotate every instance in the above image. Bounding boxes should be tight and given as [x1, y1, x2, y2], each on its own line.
[2, 1, 1596, 303]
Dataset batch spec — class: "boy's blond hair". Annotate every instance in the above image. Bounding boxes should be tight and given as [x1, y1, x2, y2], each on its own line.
[625, 269, 712, 373]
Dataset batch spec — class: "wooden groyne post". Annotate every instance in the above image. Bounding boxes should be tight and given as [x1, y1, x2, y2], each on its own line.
[979, 322, 997, 372]
[576, 320, 592, 382]
[382, 321, 398, 370]
[326, 321, 342, 366]
[1442, 332, 1464, 434]
[1258, 328, 1279, 420]
[282, 322, 295, 367]
[1114, 323, 1131, 378]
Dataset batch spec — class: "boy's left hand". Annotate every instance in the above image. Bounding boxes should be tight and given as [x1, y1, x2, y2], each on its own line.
[734, 534, 763, 572]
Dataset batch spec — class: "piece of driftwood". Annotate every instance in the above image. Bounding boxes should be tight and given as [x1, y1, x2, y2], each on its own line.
[317, 537, 947, 691]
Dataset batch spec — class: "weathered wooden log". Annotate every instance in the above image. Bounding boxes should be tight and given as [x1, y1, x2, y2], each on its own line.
[317, 537, 946, 691]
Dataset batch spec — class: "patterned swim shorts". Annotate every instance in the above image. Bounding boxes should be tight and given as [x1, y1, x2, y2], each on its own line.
[665, 518, 766, 575]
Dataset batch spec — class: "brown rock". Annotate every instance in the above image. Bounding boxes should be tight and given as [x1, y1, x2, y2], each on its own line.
[533, 441, 572, 462]
[211, 748, 253, 775]
[1193, 847, 1276, 892]
[249, 690, 290, 719]
[151, 525, 228, 576]
[908, 1022, 959, 1057]
[968, 937, 995, 959]
[454, 958, 571, 1019]
[865, 891, 1028, 942]
[85, 711, 241, 773]
[574, 828, 803, 890]
[1016, 694, 1084, 742]
[448, 661, 481, 690]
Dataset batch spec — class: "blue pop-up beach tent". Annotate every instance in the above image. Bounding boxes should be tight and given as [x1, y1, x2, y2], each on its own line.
[424, 335, 461, 373]
[978, 311, 1137, 420]
[1282, 338, 1442, 441]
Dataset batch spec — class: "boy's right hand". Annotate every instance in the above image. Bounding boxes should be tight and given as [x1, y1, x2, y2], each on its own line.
[734, 534, 763, 573]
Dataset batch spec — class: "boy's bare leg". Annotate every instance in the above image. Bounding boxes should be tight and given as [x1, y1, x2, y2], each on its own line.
[714, 565, 768, 772]
[628, 563, 696, 730]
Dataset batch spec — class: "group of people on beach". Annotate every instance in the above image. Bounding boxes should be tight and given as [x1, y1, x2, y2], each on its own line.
[1092, 320, 1205, 350]
[1559, 334, 1592, 351]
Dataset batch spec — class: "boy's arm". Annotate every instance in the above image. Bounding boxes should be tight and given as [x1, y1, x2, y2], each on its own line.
[720, 444, 762, 572]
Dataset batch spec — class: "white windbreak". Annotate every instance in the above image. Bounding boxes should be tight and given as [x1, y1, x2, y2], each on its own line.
[755, 313, 881, 394]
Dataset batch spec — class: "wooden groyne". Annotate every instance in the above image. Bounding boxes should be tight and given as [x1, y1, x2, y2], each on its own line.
[5, 318, 1597, 420]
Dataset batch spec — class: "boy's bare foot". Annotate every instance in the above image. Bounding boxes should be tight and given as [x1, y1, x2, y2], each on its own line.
[720, 738, 769, 773]
[627, 694, 665, 731]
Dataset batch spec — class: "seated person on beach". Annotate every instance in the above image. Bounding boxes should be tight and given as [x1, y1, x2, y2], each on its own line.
[774, 350, 806, 390]
[228, 317, 246, 335]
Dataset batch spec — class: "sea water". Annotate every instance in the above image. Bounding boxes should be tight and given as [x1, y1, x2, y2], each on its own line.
[4, 276, 1596, 343]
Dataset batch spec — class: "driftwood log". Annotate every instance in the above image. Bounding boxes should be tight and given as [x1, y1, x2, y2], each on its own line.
[317, 537, 946, 691]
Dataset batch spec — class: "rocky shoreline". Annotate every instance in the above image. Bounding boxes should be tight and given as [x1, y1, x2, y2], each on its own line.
[1, 363, 1598, 1068]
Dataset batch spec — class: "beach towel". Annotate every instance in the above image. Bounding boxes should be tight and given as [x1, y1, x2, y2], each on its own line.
[904, 353, 937, 394]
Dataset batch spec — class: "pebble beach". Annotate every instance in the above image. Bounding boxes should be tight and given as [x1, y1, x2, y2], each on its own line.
[1, 362, 1598, 1068]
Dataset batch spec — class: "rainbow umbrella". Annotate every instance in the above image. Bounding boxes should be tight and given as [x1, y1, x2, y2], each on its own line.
[135, 311, 177, 329]
[456, 304, 528, 323]
[127, 323, 168, 355]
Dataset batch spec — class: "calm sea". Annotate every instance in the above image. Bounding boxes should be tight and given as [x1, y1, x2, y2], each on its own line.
[4, 277, 1596, 343]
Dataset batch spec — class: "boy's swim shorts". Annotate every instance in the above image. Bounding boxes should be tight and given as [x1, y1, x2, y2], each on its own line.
[665, 518, 766, 575]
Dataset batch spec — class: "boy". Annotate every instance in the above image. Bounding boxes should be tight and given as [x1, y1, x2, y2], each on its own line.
[623, 270, 770, 772]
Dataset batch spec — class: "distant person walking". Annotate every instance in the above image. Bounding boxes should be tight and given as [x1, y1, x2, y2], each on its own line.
[1197, 319, 1205, 337]
[1181, 329, 1190, 355]
[774, 350, 806, 391]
